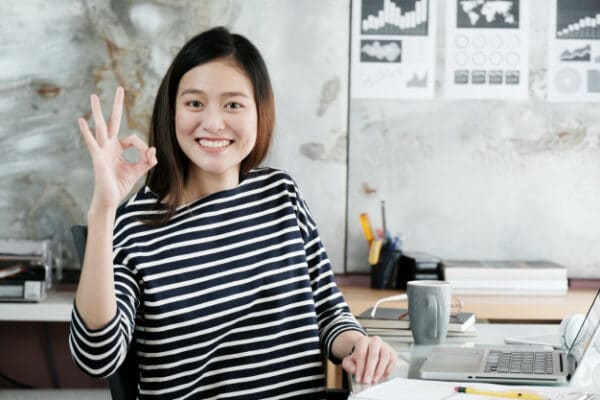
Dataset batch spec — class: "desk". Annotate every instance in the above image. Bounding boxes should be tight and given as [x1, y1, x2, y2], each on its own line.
[327, 285, 597, 389]
[0, 290, 73, 322]
[350, 323, 562, 397]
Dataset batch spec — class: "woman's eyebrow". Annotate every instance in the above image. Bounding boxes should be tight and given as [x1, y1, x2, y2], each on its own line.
[179, 88, 250, 98]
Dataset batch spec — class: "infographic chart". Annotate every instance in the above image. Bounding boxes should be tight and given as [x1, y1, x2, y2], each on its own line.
[548, 0, 600, 101]
[351, 0, 436, 98]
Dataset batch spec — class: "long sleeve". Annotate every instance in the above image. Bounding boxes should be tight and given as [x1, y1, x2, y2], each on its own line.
[292, 182, 366, 364]
[69, 258, 140, 378]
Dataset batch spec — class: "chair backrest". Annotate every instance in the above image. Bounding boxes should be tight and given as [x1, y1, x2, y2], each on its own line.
[70, 225, 138, 400]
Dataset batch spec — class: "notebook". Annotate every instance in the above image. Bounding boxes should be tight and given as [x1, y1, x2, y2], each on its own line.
[420, 289, 600, 385]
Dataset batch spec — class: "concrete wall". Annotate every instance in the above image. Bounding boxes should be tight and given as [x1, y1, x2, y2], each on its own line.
[1, 0, 598, 278]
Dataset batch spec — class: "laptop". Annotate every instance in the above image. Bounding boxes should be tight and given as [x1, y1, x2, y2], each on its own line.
[420, 289, 600, 385]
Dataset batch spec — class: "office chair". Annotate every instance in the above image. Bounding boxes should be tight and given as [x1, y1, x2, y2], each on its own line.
[71, 225, 349, 400]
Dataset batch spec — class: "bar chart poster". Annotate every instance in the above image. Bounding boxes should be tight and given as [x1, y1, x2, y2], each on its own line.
[350, 0, 437, 99]
[444, 0, 530, 99]
[547, 0, 600, 102]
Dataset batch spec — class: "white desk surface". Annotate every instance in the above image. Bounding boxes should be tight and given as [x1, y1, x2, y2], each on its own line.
[352, 323, 561, 395]
[0, 290, 74, 322]
[0, 389, 109, 399]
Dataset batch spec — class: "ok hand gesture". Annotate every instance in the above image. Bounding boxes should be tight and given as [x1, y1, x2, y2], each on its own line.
[78, 87, 157, 212]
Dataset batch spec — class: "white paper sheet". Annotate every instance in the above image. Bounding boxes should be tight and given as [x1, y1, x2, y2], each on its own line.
[547, 0, 600, 102]
[350, 377, 598, 400]
[444, 0, 530, 99]
[351, 0, 437, 99]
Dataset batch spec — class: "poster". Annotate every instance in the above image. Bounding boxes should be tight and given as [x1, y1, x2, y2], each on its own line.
[351, 0, 437, 99]
[547, 0, 600, 102]
[444, 0, 530, 99]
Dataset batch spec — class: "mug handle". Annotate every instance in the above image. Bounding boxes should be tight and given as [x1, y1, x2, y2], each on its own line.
[427, 294, 438, 339]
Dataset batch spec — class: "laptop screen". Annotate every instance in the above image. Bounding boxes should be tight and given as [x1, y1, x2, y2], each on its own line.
[568, 289, 600, 363]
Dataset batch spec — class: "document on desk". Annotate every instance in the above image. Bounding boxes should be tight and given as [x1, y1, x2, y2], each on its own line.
[349, 377, 598, 400]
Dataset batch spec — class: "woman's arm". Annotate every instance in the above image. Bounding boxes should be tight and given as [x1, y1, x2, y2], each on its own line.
[74, 87, 156, 329]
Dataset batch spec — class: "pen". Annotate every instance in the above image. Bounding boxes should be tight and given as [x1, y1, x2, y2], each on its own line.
[380, 200, 387, 243]
[454, 386, 550, 400]
[359, 213, 374, 245]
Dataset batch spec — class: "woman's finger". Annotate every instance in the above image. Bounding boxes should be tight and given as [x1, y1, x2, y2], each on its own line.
[90, 94, 108, 145]
[107, 86, 124, 139]
[78, 118, 98, 153]
[372, 346, 391, 384]
[361, 337, 382, 384]
[120, 134, 149, 152]
[353, 338, 369, 383]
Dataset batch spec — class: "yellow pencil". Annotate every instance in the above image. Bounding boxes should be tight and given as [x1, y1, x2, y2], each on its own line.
[454, 386, 550, 400]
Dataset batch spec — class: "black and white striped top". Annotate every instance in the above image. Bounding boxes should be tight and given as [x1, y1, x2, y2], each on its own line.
[69, 167, 365, 399]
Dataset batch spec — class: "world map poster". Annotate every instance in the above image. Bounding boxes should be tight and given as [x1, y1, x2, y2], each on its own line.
[444, 0, 530, 99]
[351, 0, 437, 99]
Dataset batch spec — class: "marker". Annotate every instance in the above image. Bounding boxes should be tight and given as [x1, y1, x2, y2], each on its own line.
[454, 386, 550, 400]
[368, 238, 383, 265]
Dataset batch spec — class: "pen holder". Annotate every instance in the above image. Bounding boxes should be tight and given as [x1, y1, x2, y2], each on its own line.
[371, 248, 402, 289]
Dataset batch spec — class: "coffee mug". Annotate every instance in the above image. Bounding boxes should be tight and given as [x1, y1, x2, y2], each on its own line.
[407, 280, 451, 345]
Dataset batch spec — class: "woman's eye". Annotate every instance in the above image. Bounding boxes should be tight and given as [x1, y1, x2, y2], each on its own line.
[186, 100, 203, 108]
[225, 102, 242, 110]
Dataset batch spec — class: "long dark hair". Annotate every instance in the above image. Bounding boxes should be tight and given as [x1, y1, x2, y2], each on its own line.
[145, 26, 275, 224]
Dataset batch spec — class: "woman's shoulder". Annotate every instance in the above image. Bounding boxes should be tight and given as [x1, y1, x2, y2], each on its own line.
[244, 167, 297, 187]
[115, 186, 160, 220]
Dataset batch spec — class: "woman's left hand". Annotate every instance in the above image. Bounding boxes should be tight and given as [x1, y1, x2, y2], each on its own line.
[342, 335, 397, 384]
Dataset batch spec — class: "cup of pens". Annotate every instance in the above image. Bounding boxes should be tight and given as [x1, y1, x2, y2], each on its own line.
[360, 201, 402, 289]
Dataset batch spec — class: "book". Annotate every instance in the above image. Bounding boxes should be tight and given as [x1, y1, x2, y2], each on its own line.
[442, 260, 567, 281]
[356, 306, 476, 332]
[442, 260, 568, 296]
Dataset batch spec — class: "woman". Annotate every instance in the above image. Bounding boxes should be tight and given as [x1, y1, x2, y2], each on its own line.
[69, 26, 396, 399]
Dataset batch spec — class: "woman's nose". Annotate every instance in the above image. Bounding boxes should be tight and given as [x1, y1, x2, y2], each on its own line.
[200, 107, 225, 133]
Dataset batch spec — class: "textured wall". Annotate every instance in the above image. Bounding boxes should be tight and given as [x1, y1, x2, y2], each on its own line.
[347, 1, 600, 277]
[0, 0, 350, 273]
[2, 0, 599, 278]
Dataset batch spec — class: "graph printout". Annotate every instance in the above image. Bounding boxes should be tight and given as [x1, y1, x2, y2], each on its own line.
[351, 0, 437, 99]
[444, 0, 530, 99]
[547, 0, 600, 102]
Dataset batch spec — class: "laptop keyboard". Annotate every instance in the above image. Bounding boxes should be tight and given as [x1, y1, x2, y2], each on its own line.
[484, 351, 554, 374]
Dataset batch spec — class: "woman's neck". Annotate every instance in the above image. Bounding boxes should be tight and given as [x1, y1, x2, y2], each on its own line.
[181, 168, 240, 205]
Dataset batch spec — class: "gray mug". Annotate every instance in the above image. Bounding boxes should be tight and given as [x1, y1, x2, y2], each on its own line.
[407, 280, 451, 345]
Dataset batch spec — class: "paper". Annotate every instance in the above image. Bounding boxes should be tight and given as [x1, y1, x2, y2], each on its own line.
[349, 377, 598, 400]
[547, 0, 600, 102]
[444, 0, 530, 99]
[350, 0, 437, 99]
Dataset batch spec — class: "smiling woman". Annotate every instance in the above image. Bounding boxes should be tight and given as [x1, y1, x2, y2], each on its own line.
[68, 26, 396, 399]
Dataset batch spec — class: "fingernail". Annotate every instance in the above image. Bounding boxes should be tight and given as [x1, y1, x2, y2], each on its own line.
[364, 376, 371, 384]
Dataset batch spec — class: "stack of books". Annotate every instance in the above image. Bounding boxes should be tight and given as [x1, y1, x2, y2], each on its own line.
[356, 306, 477, 343]
[442, 260, 568, 296]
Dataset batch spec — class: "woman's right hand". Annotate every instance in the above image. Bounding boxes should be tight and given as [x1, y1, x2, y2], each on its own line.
[78, 86, 157, 212]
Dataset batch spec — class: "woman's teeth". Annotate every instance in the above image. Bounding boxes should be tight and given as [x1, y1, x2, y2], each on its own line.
[197, 139, 231, 148]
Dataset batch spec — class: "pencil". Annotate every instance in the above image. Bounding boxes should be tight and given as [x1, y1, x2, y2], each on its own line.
[454, 386, 550, 400]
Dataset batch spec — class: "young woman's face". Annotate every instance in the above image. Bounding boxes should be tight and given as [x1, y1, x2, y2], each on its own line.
[175, 59, 257, 183]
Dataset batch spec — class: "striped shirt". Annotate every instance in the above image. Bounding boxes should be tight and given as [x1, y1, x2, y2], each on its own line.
[69, 167, 365, 399]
